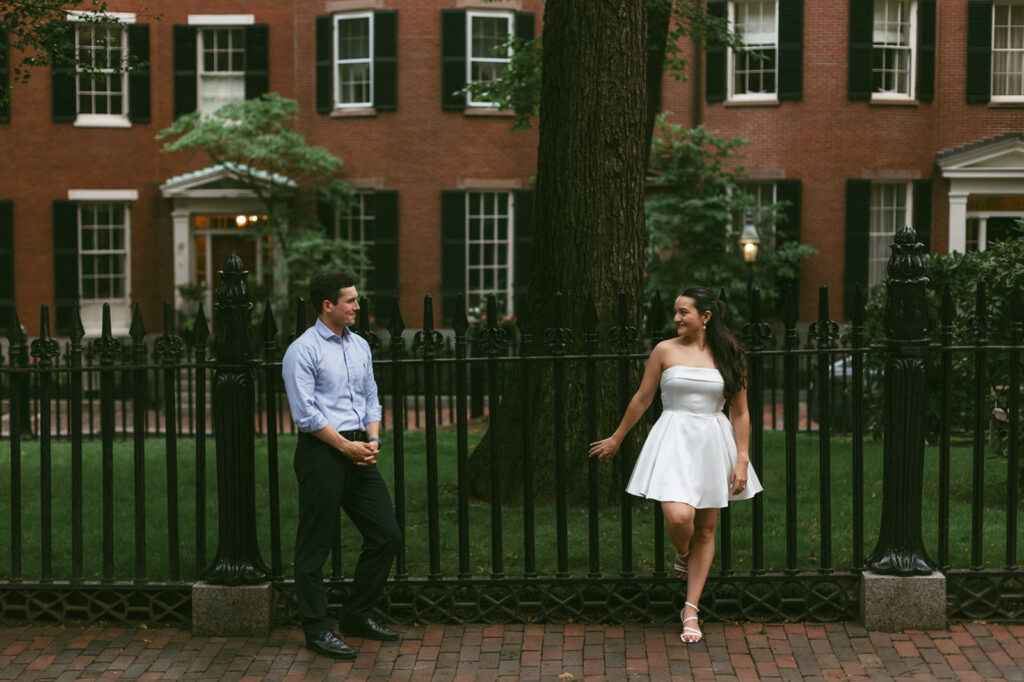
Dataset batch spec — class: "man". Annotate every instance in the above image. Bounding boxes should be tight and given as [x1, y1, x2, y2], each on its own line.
[282, 272, 402, 659]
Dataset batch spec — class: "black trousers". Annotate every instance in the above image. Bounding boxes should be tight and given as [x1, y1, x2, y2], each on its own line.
[293, 431, 402, 637]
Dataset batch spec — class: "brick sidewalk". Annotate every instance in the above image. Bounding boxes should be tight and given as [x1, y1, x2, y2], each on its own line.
[2, 621, 1024, 681]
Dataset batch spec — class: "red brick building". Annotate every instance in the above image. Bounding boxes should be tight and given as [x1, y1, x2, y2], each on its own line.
[0, 0, 1021, 334]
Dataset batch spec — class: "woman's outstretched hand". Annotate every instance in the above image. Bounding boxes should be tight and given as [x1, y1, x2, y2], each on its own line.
[589, 436, 621, 461]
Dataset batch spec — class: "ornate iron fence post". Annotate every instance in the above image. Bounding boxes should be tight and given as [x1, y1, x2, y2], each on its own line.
[860, 226, 945, 632]
[204, 254, 270, 585]
[865, 225, 936, 575]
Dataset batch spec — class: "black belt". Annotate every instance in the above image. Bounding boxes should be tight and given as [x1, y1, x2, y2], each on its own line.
[339, 429, 367, 442]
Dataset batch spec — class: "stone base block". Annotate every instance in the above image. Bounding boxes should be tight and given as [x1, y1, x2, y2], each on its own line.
[860, 571, 946, 632]
[192, 581, 275, 637]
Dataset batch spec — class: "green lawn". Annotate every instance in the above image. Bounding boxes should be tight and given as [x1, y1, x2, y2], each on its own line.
[0, 428, 1016, 582]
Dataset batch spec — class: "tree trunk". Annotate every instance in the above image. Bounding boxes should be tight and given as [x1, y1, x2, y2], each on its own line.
[468, 0, 650, 506]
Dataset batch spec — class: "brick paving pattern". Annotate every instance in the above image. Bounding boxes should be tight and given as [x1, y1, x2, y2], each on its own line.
[2, 621, 1024, 681]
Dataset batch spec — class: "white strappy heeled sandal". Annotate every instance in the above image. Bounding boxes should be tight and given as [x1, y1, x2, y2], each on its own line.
[680, 601, 702, 643]
[673, 551, 689, 579]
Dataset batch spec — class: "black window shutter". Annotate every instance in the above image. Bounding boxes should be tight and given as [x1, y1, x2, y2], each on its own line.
[315, 14, 332, 114]
[775, 179, 802, 246]
[913, 180, 932, 253]
[371, 190, 399, 315]
[0, 31, 10, 122]
[778, 0, 803, 101]
[316, 198, 334, 236]
[513, 189, 534, 314]
[374, 11, 398, 111]
[916, 0, 936, 102]
[53, 200, 79, 335]
[127, 24, 150, 123]
[441, 189, 466, 319]
[775, 179, 801, 313]
[244, 24, 270, 101]
[441, 10, 467, 110]
[51, 22, 76, 122]
[0, 200, 13, 324]
[848, 0, 873, 100]
[705, 1, 727, 103]
[515, 11, 535, 40]
[966, 0, 993, 104]
[844, 179, 871, 317]
[173, 25, 198, 117]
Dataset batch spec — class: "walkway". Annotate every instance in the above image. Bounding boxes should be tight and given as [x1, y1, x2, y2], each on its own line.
[2, 621, 1024, 681]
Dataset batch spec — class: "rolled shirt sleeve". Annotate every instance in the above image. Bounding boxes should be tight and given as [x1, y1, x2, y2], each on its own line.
[362, 353, 383, 427]
[282, 340, 331, 433]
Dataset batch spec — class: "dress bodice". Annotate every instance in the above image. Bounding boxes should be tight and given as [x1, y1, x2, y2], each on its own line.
[660, 365, 726, 415]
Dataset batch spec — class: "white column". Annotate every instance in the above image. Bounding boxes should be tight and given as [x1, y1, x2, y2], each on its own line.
[978, 217, 988, 252]
[947, 192, 969, 254]
[171, 207, 192, 309]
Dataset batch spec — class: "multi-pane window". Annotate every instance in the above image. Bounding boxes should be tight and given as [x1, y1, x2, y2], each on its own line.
[993, 1, 1024, 100]
[76, 23, 127, 118]
[333, 192, 376, 289]
[334, 13, 372, 107]
[467, 11, 512, 106]
[198, 28, 245, 115]
[730, 0, 777, 99]
[79, 203, 129, 301]
[868, 183, 911, 288]
[466, 192, 513, 315]
[872, 0, 915, 98]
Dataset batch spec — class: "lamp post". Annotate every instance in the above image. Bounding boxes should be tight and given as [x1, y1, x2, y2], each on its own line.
[739, 209, 761, 310]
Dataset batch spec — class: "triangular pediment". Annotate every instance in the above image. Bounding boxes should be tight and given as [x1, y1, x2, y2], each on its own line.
[160, 162, 296, 197]
[938, 133, 1024, 176]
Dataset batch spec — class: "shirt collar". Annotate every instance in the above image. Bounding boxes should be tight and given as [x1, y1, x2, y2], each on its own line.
[314, 318, 350, 342]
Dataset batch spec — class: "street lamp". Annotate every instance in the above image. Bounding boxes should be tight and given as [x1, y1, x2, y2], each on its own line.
[738, 209, 761, 308]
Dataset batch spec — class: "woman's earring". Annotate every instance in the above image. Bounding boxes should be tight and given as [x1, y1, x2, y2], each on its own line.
[702, 322, 707, 330]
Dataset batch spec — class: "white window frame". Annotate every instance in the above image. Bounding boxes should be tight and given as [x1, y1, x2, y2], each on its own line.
[868, 182, 913, 288]
[466, 10, 514, 108]
[992, 1, 1024, 102]
[465, 191, 515, 317]
[871, 0, 917, 101]
[728, 0, 779, 102]
[72, 21, 131, 128]
[331, 191, 376, 291]
[196, 27, 247, 116]
[333, 12, 374, 109]
[77, 202, 132, 306]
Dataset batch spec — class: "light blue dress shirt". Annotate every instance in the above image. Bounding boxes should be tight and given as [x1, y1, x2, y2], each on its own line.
[282, 318, 382, 433]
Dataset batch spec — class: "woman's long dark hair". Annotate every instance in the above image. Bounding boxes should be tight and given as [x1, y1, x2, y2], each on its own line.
[681, 286, 746, 405]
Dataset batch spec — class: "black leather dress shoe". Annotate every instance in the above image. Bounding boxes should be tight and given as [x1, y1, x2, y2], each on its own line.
[340, 616, 400, 641]
[305, 630, 358, 659]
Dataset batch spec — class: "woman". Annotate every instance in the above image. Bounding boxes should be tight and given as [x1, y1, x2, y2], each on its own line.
[589, 286, 762, 644]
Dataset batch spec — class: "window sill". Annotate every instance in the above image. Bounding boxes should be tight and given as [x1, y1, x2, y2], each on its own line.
[723, 99, 780, 108]
[464, 107, 515, 117]
[74, 116, 132, 129]
[870, 98, 919, 107]
[331, 106, 377, 118]
[988, 101, 1024, 109]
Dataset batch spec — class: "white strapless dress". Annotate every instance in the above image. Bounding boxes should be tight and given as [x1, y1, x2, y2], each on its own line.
[625, 365, 763, 508]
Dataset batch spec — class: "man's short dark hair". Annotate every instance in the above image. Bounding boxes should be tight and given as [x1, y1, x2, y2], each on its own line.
[309, 272, 357, 313]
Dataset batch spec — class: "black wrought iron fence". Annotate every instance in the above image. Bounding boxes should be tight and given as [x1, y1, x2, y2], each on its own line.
[0, 229, 1021, 625]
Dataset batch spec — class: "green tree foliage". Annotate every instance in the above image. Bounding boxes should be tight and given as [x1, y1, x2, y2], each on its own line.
[645, 118, 816, 322]
[461, 35, 541, 131]
[157, 94, 361, 302]
[0, 1, 155, 105]
[857, 223, 1024, 449]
